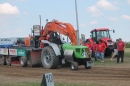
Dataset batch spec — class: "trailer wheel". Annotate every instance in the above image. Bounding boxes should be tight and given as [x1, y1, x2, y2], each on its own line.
[71, 62, 78, 71]
[0, 55, 6, 65]
[27, 51, 34, 67]
[6, 56, 11, 66]
[41, 46, 59, 69]
[20, 57, 27, 67]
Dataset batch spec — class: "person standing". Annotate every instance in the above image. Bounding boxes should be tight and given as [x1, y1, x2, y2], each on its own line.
[111, 39, 119, 61]
[117, 38, 125, 63]
[97, 39, 106, 62]
[92, 41, 98, 61]
[84, 39, 92, 58]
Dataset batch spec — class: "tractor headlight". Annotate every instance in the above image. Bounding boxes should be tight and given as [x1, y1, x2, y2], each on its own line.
[82, 52, 87, 57]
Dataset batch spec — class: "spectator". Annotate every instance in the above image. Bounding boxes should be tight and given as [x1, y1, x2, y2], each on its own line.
[111, 39, 119, 61]
[92, 41, 98, 61]
[97, 39, 106, 62]
[117, 38, 125, 63]
[84, 39, 92, 58]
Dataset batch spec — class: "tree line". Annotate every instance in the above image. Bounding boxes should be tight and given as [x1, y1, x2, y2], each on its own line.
[125, 42, 130, 48]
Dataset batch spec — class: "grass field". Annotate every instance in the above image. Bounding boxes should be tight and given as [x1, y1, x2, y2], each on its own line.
[1, 48, 130, 86]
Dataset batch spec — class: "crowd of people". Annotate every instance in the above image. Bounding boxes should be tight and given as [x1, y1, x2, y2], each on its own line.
[84, 38, 125, 63]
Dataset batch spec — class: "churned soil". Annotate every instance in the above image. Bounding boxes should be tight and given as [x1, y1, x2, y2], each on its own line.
[0, 64, 130, 86]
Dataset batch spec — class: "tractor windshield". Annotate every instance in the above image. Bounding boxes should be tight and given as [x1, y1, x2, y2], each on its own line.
[91, 30, 110, 41]
[96, 30, 110, 40]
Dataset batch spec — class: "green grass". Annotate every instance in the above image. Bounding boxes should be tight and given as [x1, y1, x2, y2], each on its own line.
[124, 48, 130, 57]
[0, 82, 40, 86]
[93, 48, 130, 66]
[0, 82, 99, 86]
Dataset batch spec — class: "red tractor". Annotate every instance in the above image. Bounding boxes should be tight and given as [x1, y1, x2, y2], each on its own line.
[86, 28, 115, 56]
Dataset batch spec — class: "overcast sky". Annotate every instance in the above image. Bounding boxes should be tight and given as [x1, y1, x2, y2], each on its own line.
[0, 0, 130, 42]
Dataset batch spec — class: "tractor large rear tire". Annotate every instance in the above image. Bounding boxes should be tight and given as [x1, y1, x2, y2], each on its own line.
[0, 55, 6, 65]
[105, 51, 112, 56]
[41, 46, 59, 69]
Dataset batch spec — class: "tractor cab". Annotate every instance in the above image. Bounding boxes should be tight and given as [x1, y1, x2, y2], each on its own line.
[90, 28, 115, 42]
[91, 28, 111, 42]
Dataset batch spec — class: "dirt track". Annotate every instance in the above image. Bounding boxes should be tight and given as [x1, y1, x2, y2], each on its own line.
[0, 64, 130, 86]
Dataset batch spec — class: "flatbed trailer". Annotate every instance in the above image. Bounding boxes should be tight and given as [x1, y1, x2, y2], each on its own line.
[0, 47, 42, 67]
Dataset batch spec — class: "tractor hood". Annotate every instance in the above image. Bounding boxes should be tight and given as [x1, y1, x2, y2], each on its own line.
[101, 37, 113, 46]
[62, 43, 87, 50]
[101, 37, 112, 42]
[62, 43, 88, 58]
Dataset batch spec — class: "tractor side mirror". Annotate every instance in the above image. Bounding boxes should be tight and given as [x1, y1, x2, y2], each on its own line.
[113, 30, 115, 33]
[90, 35, 92, 38]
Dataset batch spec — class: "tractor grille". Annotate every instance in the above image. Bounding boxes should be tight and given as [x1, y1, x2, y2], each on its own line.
[107, 40, 112, 42]
[75, 48, 80, 52]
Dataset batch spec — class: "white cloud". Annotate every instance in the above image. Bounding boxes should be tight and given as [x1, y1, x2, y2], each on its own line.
[121, 15, 130, 20]
[127, 0, 130, 4]
[87, 5, 104, 17]
[10, 0, 26, 2]
[89, 20, 98, 24]
[96, 0, 118, 10]
[23, 12, 29, 15]
[79, 24, 86, 27]
[113, 1, 120, 5]
[109, 17, 118, 21]
[0, 3, 20, 15]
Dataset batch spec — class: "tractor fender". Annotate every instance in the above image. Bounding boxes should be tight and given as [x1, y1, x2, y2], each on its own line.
[64, 49, 74, 62]
[41, 40, 61, 56]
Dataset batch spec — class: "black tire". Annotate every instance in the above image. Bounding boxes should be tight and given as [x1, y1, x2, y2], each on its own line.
[105, 52, 112, 56]
[6, 56, 11, 66]
[0, 55, 6, 65]
[27, 51, 34, 67]
[71, 62, 78, 71]
[20, 57, 27, 67]
[41, 46, 59, 69]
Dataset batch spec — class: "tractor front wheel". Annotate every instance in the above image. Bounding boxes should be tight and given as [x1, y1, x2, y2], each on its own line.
[71, 62, 78, 71]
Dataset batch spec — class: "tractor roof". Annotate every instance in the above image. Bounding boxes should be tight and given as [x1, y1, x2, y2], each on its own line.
[90, 28, 109, 33]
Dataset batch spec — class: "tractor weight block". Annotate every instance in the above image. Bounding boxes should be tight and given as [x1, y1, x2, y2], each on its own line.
[64, 50, 74, 62]
[86, 61, 94, 67]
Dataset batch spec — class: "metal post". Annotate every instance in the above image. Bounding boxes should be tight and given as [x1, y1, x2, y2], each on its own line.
[46, 19, 48, 35]
[75, 0, 80, 46]
[39, 15, 41, 30]
[31, 28, 32, 36]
